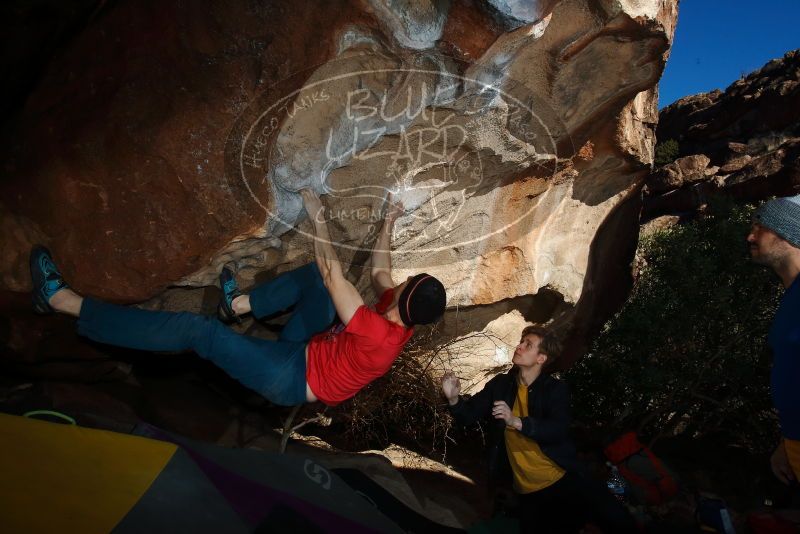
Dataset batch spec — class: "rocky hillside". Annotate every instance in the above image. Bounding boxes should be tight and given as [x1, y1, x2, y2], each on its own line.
[644, 49, 800, 221]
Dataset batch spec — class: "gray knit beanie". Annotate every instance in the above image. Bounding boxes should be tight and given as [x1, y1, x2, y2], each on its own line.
[754, 194, 800, 248]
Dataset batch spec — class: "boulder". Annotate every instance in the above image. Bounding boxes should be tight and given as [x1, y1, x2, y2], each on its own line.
[648, 163, 684, 193]
[676, 154, 711, 183]
[0, 0, 678, 371]
[643, 139, 800, 221]
[647, 154, 711, 193]
[719, 155, 752, 174]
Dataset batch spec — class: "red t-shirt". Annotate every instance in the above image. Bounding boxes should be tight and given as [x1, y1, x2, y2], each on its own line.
[306, 288, 413, 406]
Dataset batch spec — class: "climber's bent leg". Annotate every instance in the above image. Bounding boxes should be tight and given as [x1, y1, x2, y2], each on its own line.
[248, 262, 336, 342]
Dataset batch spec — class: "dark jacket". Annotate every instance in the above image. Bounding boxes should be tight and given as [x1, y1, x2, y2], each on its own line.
[449, 368, 581, 483]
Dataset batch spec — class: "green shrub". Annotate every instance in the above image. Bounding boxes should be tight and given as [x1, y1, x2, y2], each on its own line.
[654, 138, 680, 166]
[566, 198, 782, 453]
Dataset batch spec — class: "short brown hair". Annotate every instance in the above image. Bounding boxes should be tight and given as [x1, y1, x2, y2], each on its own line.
[520, 325, 562, 367]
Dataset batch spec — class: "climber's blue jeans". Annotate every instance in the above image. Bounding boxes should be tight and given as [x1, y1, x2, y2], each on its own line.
[77, 263, 336, 406]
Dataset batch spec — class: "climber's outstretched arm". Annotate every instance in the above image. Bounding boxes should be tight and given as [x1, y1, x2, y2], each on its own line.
[371, 194, 403, 296]
[300, 189, 364, 324]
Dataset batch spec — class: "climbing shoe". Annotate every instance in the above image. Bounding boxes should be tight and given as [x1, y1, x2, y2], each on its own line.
[218, 267, 242, 324]
[29, 245, 69, 315]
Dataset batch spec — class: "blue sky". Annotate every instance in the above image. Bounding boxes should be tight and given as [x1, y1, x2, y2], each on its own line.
[658, 0, 800, 109]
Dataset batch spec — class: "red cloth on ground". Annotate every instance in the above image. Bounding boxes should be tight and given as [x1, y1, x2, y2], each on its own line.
[306, 288, 413, 406]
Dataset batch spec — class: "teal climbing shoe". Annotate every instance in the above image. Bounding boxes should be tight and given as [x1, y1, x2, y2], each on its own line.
[29, 245, 69, 315]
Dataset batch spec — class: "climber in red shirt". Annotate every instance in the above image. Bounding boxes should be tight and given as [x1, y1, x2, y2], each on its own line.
[214, 189, 447, 405]
[31, 189, 447, 406]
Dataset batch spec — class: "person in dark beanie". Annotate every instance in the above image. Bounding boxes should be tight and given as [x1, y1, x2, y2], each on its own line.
[29, 189, 446, 407]
[747, 194, 800, 485]
[398, 273, 447, 327]
[441, 326, 636, 533]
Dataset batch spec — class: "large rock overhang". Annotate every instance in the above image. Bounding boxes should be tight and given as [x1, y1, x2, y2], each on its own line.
[0, 0, 678, 370]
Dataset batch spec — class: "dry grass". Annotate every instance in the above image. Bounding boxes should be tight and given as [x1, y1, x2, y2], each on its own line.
[328, 326, 504, 462]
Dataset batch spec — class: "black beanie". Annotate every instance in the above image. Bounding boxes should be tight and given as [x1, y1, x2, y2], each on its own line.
[398, 273, 446, 327]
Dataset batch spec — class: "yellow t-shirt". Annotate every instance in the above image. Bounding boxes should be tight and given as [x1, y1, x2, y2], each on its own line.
[504, 381, 565, 494]
[785, 438, 800, 480]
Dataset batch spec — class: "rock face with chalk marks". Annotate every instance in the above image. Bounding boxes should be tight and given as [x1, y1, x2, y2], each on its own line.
[0, 0, 678, 367]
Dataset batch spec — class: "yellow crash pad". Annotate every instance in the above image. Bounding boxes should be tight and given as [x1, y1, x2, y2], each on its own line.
[0, 412, 176, 534]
